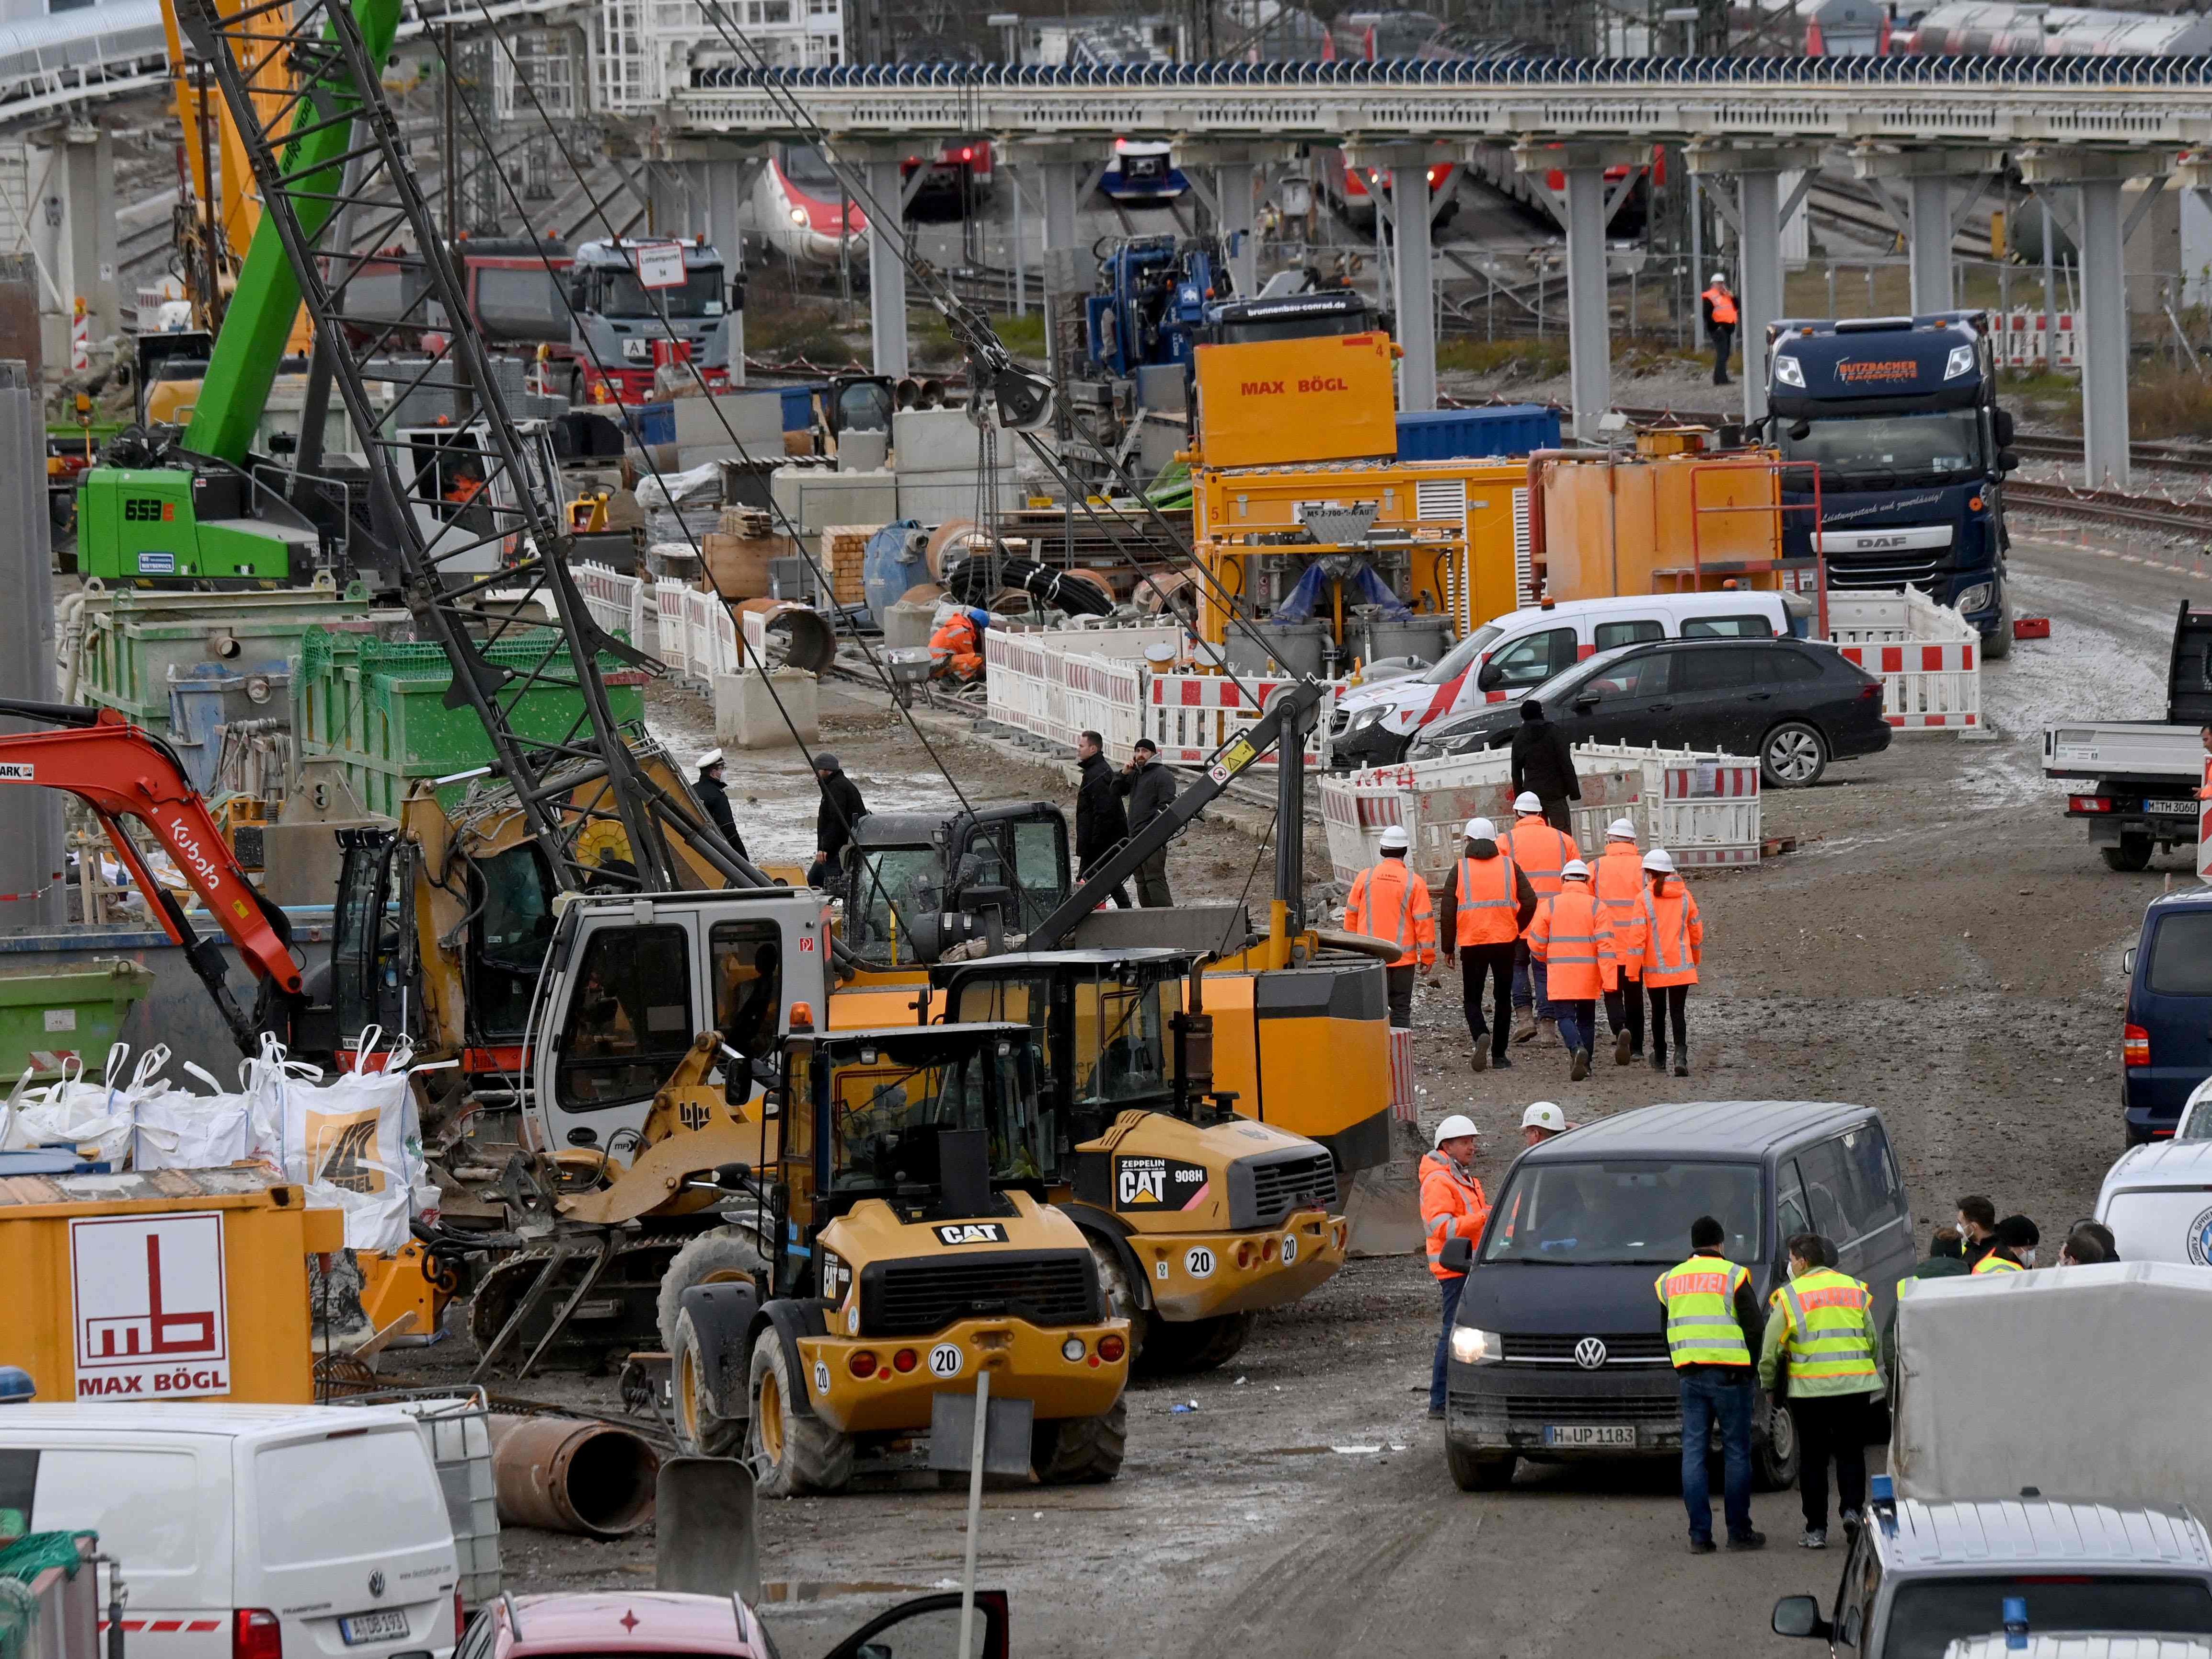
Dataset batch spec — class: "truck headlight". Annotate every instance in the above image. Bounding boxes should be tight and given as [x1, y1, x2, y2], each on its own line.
[1945, 344, 1976, 380]
[1450, 1325, 1502, 1366]
[1773, 354, 1805, 389]
[622, 337, 650, 362]
[1954, 581, 1993, 615]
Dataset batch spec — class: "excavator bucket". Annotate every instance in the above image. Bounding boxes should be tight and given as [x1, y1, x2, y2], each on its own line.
[655, 1457, 758, 1601]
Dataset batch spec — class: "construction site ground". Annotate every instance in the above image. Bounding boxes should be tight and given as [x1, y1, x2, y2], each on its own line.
[387, 522, 2183, 1657]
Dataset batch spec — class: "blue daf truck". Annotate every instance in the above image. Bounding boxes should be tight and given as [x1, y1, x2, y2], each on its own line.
[1766, 311, 2022, 660]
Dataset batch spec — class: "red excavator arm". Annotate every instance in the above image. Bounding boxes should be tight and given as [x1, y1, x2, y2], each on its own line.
[0, 698, 304, 1052]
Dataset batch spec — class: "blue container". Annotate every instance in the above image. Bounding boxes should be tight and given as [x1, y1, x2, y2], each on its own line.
[633, 402, 677, 448]
[1396, 404, 1561, 461]
[779, 383, 827, 432]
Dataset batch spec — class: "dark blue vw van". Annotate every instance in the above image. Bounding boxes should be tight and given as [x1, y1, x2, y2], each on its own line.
[2123, 890, 2212, 1143]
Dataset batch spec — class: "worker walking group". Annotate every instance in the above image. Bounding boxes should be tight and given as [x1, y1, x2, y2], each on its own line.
[1348, 799, 1705, 1079]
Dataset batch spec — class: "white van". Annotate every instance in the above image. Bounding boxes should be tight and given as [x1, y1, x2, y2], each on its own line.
[2096, 1135, 2212, 1265]
[0, 1405, 460, 1659]
[1328, 589, 1805, 769]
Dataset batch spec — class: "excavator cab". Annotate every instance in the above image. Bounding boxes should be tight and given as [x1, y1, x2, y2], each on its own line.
[843, 803, 1070, 965]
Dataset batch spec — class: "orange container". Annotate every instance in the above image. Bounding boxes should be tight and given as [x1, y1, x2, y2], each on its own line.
[1192, 333, 1398, 469]
[1538, 449, 1792, 601]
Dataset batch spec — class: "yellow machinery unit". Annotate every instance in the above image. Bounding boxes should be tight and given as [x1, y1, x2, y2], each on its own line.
[0, 1167, 342, 1404]
[1532, 433, 1820, 603]
[1191, 332, 1400, 469]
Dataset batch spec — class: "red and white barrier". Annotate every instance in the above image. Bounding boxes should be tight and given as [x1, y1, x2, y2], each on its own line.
[655, 576, 745, 684]
[575, 561, 646, 646]
[1828, 588, 1982, 732]
[1996, 311, 2078, 370]
[1143, 671, 1339, 769]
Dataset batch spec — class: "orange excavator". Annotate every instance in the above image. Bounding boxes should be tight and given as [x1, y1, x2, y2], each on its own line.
[0, 699, 306, 1051]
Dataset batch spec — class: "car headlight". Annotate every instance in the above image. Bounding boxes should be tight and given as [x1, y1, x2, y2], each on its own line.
[621, 337, 650, 362]
[1954, 581, 1993, 615]
[1773, 354, 1805, 389]
[1348, 707, 1382, 731]
[1945, 343, 1976, 380]
[1450, 1325, 1502, 1366]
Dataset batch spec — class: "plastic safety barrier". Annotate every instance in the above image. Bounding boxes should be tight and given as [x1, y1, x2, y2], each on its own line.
[574, 562, 646, 647]
[1142, 670, 1343, 769]
[1828, 588, 1982, 732]
[653, 576, 745, 686]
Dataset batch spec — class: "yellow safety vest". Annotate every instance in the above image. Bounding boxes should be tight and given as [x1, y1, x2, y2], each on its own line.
[1656, 1253, 1752, 1368]
[1778, 1267, 1880, 1385]
[1971, 1253, 2023, 1276]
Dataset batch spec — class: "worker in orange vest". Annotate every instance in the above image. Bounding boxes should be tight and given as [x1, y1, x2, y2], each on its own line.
[1421, 1113, 1489, 1419]
[1500, 792, 1579, 1048]
[1439, 815, 1538, 1074]
[1702, 273, 1739, 387]
[1636, 847, 1705, 1077]
[1593, 818, 1648, 1067]
[1528, 859, 1616, 1082]
[1345, 824, 1435, 1028]
[929, 607, 989, 681]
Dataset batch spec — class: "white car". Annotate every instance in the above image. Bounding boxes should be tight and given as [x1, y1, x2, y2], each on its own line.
[1327, 589, 1805, 770]
[2095, 1130, 2212, 1265]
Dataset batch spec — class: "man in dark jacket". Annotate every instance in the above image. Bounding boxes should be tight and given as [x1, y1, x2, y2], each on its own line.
[1510, 700, 1580, 831]
[1114, 737, 1177, 908]
[694, 749, 748, 861]
[1074, 729, 1133, 909]
[809, 752, 867, 897]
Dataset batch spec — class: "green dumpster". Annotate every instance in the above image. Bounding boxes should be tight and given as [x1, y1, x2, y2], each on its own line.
[0, 959, 155, 1082]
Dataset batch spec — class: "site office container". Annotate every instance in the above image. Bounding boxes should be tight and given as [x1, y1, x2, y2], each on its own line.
[0, 1403, 461, 1659]
[289, 628, 647, 820]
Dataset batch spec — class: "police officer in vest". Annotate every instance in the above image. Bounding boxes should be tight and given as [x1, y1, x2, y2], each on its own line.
[1658, 1215, 1767, 1553]
[1758, 1232, 1883, 1549]
[1702, 273, 1738, 386]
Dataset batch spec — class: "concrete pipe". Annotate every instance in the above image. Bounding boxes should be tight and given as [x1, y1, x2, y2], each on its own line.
[736, 598, 837, 675]
[487, 1415, 660, 1540]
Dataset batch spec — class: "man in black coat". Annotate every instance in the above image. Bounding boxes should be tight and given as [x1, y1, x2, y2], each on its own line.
[694, 749, 748, 861]
[809, 752, 867, 897]
[1509, 700, 1580, 831]
[1074, 729, 1134, 909]
[1114, 737, 1177, 908]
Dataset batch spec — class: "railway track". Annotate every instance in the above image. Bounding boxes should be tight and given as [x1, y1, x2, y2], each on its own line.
[2005, 478, 2212, 536]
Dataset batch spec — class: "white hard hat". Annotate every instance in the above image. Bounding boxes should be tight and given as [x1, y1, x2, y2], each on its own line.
[1464, 816, 1497, 840]
[1711, 271, 1728, 284]
[1434, 1113, 1480, 1147]
[1643, 847, 1677, 874]
[1513, 791, 1542, 814]
[1521, 1101, 1568, 1134]
[696, 748, 724, 771]
[1607, 818, 1638, 841]
[1560, 859, 1590, 880]
[1379, 825, 1410, 852]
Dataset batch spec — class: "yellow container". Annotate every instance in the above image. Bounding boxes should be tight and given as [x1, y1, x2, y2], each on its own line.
[0, 1167, 343, 1405]
[1538, 449, 1791, 601]
[1193, 332, 1398, 469]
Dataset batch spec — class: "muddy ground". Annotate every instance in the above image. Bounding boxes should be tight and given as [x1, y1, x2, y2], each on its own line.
[381, 521, 2190, 1657]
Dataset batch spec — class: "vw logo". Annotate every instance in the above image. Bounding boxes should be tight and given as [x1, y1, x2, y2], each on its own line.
[1574, 1337, 1608, 1370]
[368, 1571, 386, 1599]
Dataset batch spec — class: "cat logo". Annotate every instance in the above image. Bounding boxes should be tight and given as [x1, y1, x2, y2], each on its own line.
[933, 1222, 1006, 1245]
[678, 1098, 712, 1131]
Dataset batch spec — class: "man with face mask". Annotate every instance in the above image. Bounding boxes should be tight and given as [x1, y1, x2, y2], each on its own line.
[1757, 1232, 1882, 1550]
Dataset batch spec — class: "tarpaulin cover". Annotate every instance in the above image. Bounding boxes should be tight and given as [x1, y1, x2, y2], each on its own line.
[1892, 1263, 2212, 1513]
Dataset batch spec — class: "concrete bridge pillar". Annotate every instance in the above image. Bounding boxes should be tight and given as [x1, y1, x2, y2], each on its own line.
[2021, 147, 2170, 492]
[1348, 141, 1443, 413]
[1515, 140, 1646, 441]
[1687, 143, 1820, 425]
[1848, 147, 2006, 321]
[1013, 141, 1093, 379]
[1180, 141, 1291, 300]
[829, 140, 911, 378]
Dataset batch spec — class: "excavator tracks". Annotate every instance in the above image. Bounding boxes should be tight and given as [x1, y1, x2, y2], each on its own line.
[467, 1236, 682, 1372]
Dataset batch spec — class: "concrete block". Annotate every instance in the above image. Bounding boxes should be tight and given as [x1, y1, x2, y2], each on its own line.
[672, 390, 786, 451]
[770, 466, 898, 537]
[893, 406, 994, 472]
[896, 467, 1018, 526]
[714, 667, 819, 749]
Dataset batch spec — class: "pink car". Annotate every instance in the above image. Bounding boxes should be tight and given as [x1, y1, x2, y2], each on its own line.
[462, 1589, 1007, 1659]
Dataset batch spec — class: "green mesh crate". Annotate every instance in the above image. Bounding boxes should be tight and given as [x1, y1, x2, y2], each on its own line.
[292, 627, 648, 819]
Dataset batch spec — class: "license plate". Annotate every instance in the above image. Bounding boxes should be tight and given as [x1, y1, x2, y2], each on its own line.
[2147, 798, 2200, 817]
[1541, 1424, 1637, 1448]
[340, 1612, 411, 1645]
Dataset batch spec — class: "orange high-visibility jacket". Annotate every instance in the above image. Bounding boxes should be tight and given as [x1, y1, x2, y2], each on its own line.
[1500, 816, 1579, 904]
[1528, 883, 1616, 1001]
[1420, 1150, 1490, 1281]
[1594, 845, 1647, 988]
[1346, 857, 1436, 969]
[1447, 852, 1522, 947]
[1637, 877, 1704, 988]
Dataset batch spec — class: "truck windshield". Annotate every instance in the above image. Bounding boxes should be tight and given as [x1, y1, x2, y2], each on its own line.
[1884, 1577, 2212, 1659]
[599, 264, 724, 320]
[1777, 410, 1982, 485]
[1217, 308, 1371, 345]
[826, 1033, 1052, 1188]
[1481, 1161, 1764, 1265]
